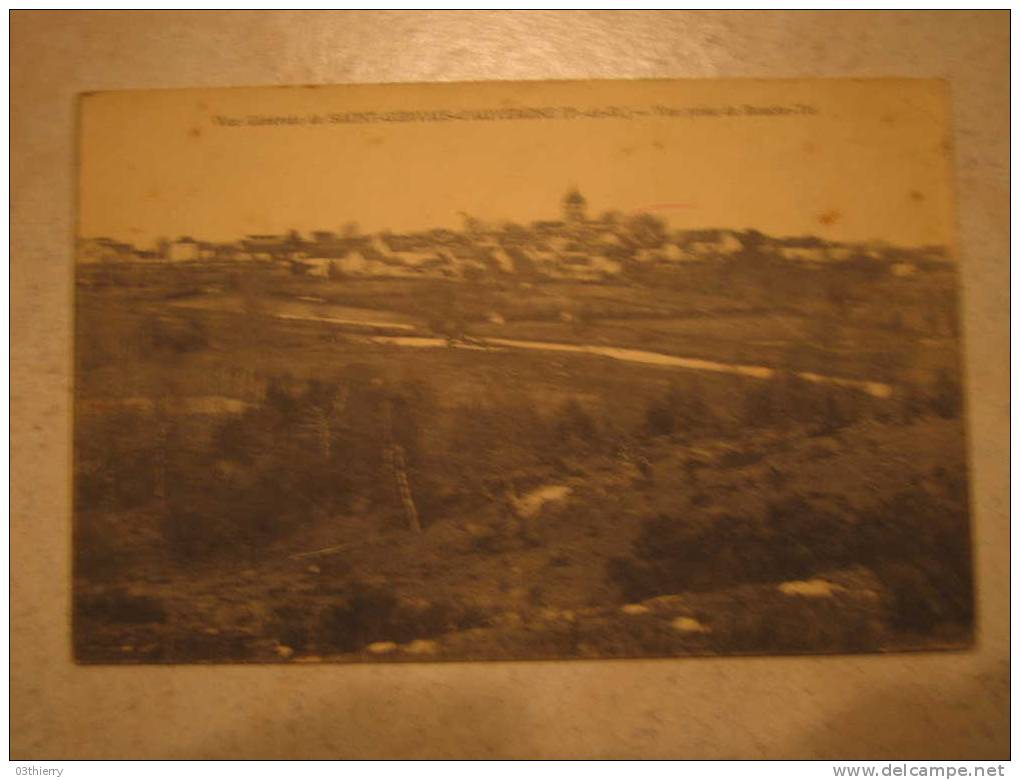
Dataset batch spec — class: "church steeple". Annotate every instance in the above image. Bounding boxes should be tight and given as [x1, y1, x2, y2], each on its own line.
[562, 188, 587, 224]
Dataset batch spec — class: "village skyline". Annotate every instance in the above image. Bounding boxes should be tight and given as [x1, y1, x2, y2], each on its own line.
[76, 189, 956, 257]
[78, 188, 952, 286]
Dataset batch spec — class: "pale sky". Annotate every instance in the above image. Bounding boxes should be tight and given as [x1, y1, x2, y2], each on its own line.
[79, 78, 957, 250]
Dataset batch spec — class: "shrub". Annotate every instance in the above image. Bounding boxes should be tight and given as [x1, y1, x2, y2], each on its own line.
[270, 602, 321, 652]
[643, 399, 676, 437]
[317, 581, 489, 652]
[610, 497, 855, 601]
[556, 398, 600, 445]
[609, 513, 761, 600]
[740, 373, 868, 433]
[161, 466, 307, 562]
[320, 581, 400, 652]
[859, 488, 973, 632]
[608, 487, 974, 637]
[74, 411, 161, 513]
[893, 370, 964, 424]
[928, 369, 963, 420]
[717, 448, 764, 469]
[144, 315, 209, 354]
[643, 381, 714, 438]
[704, 586, 885, 654]
[895, 381, 928, 424]
[156, 372, 441, 561]
[75, 588, 167, 624]
[74, 514, 131, 581]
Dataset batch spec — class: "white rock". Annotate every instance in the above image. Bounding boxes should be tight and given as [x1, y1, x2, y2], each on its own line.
[671, 616, 710, 634]
[275, 644, 294, 659]
[620, 604, 651, 616]
[778, 579, 842, 598]
[366, 641, 398, 655]
[306, 564, 321, 575]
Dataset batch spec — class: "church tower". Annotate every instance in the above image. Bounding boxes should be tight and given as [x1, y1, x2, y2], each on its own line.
[562, 188, 587, 224]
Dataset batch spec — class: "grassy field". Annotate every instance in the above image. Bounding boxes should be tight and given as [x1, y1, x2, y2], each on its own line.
[72, 261, 973, 663]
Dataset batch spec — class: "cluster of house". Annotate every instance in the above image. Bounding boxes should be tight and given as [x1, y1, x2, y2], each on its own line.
[77, 190, 946, 281]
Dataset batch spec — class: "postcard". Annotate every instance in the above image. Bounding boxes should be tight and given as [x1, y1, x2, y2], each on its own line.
[74, 78, 972, 663]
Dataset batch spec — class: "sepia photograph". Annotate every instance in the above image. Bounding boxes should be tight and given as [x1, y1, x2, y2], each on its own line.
[73, 78, 973, 665]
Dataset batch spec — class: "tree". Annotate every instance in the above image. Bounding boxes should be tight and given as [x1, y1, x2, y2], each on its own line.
[427, 283, 468, 340]
[738, 229, 767, 257]
[296, 381, 350, 460]
[929, 368, 963, 419]
[501, 222, 528, 244]
[459, 212, 483, 236]
[555, 398, 599, 445]
[624, 213, 667, 249]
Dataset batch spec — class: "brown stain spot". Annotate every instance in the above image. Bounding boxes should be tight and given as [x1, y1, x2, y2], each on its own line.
[909, 190, 925, 202]
[189, 126, 203, 140]
[366, 136, 384, 146]
[197, 101, 208, 111]
[145, 188, 161, 201]
[880, 113, 897, 125]
[802, 141, 818, 154]
[652, 140, 665, 151]
[817, 210, 840, 226]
